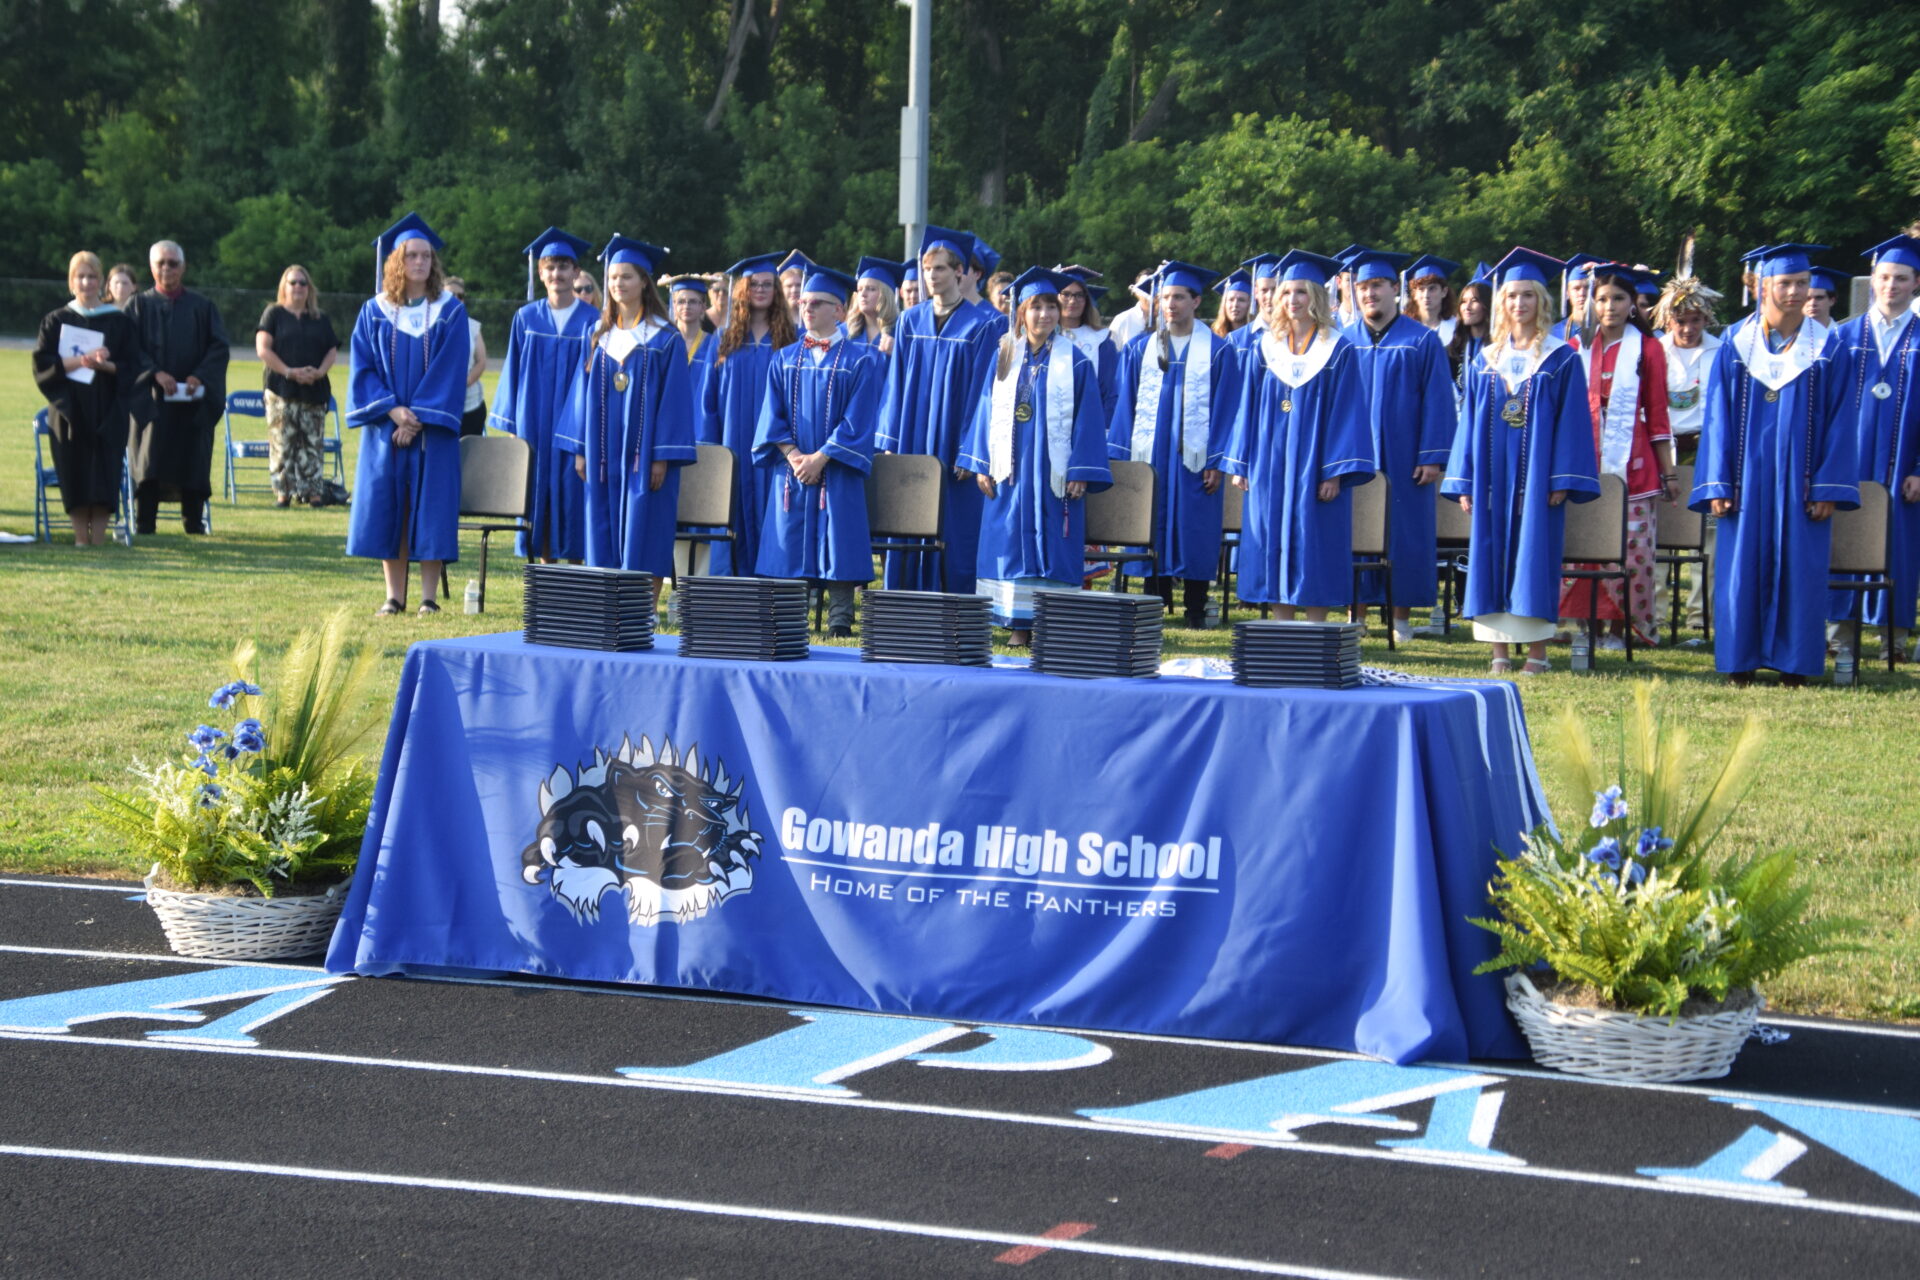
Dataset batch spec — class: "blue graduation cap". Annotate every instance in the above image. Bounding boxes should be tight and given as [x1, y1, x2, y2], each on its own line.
[1587, 262, 1654, 294]
[373, 212, 443, 287]
[726, 253, 783, 278]
[1214, 270, 1252, 296]
[918, 225, 974, 266]
[778, 249, 817, 277]
[1562, 252, 1608, 281]
[666, 276, 711, 296]
[1085, 284, 1110, 308]
[1806, 266, 1850, 297]
[1470, 261, 1494, 286]
[521, 226, 593, 300]
[1490, 247, 1566, 289]
[1403, 255, 1459, 283]
[968, 236, 1002, 276]
[1346, 249, 1412, 284]
[1865, 235, 1920, 272]
[800, 266, 856, 304]
[1053, 263, 1104, 282]
[1274, 249, 1345, 287]
[601, 234, 668, 278]
[1741, 243, 1828, 279]
[1634, 268, 1665, 297]
[901, 261, 920, 282]
[1154, 261, 1222, 294]
[1241, 253, 1284, 280]
[1334, 243, 1372, 266]
[1009, 267, 1075, 306]
[856, 256, 908, 290]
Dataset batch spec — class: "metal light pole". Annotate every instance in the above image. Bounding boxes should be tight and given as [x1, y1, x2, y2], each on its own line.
[898, 0, 931, 261]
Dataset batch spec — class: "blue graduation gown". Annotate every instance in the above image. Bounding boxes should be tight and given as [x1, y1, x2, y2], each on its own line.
[1342, 315, 1456, 606]
[1442, 340, 1601, 622]
[1109, 329, 1235, 580]
[345, 294, 470, 563]
[752, 336, 880, 582]
[958, 339, 1113, 589]
[556, 320, 697, 575]
[1220, 331, 1378, 606]
[875, 300, 1002, 592]
[700, 331, 782, 575]
[1692, 318, 1859, 675]
[489, 299, 597, 560]
[1062, 325, 1118, 422]
[1825, 312, 1920, 630]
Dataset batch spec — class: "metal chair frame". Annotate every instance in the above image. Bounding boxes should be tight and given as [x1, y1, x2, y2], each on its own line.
[1560, 473, 1635, 667]
[1349, 473, 1395, 651]
[33, 408, 135, 546]
[1081, 460, 1159, 594]
[1828, 480, 1896, 684]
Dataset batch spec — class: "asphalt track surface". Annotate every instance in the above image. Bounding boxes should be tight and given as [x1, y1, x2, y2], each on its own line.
[2, 876, 1916, 1279]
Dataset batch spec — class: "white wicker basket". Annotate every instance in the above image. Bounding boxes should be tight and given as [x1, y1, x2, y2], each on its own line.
[143, 863, 347, 960]
[1504, 972, 1761, 1083]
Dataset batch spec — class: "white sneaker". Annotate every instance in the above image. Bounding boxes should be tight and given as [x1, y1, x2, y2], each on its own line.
[1597, 634, 1627, 652]
[1391, 624, 1414, 645]
[1411, 624, 1446, 637]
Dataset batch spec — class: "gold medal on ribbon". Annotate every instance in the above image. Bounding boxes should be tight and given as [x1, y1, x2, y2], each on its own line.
[613, 370, 629, 392]
[1500, 396, 1525, 427]
[1764, 388, 1779, 403]
[1280, 398, 1293, 414]
[1014, 402, 1033, 423]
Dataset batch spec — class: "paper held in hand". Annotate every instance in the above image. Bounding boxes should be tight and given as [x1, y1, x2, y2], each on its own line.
[58, 324, 105, 385]
[162, 381, 206, 402]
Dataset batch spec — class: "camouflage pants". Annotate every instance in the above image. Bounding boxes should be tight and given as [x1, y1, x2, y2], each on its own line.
[266, 392, 326, 504]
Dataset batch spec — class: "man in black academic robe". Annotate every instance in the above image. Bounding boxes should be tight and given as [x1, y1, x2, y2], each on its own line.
[125, 240, 229, 533]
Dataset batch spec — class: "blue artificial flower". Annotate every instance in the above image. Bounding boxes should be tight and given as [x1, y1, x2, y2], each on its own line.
[1589, 785, 1628, 828]
[1623, 858, 1646, 886]
[196, 782, 223, 808]
[1585, 836, 1623, 870]
[187, 724, 228, 753]
[207, 681, 261, 709]
[237, 681, 261, 696]
[235, 718, 262, 737]
[222, 744, 239, 760]
[234, 732, 266, 755]
[190, 753, 217, 777]
[1636, 826, 1675, 858]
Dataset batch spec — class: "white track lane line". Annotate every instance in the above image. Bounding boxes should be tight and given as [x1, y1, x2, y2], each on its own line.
[0, 1142, 1406, 1280]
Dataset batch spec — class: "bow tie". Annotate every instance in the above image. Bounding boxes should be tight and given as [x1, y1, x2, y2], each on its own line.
[802, 335, 833, 351]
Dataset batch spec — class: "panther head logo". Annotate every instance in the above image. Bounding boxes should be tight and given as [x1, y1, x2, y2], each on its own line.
[520, 736, 762, 927]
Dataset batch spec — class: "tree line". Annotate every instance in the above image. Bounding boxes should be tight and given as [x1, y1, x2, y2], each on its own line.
[3, 0, 1916, 307]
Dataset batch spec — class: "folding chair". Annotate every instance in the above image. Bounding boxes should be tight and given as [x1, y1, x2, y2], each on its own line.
[1829, 480, 1894, 685]
[1350, 473, 1395, 650]
[1434, 487, 1472, 636]
[673, 443, 737, 585]
[34, 409, 136, 545]
[1560, 473, 1634, 667]
[321, 396, 346, 484]
[1082, 460, 1158, 594]
[1654, 462, 1710, 646]
[1217, 479, 1245, 621]
[866, 453, 948, 591]
[222, 390, 272, 502]
[451, 434, 532, 613]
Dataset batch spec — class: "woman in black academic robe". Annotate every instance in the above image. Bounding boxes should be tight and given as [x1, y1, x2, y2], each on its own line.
[32, 251, 143, 545]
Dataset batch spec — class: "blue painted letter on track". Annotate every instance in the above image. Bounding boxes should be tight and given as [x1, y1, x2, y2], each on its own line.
[0, 968, 343, 1036]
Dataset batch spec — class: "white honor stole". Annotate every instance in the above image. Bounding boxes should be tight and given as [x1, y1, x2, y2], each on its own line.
[1594, 327, 1642, 478]
[1132, 326, 1215, 474]
[1258, 326, 1338, 389]
[989, 337, 1076, 498]
[379, 293, 449, 339]
[1481, 334, 1565, 393]
[1063, 324, 1108, 361]
[1732, 317, 1826, 392]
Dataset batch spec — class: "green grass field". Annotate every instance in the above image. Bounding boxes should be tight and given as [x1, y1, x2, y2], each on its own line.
[3, 349, 1914, 1020]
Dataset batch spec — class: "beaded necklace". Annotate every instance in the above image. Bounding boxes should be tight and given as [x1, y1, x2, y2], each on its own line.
[786, 334, 849, 512]
[388, 295, 432, 388]
[594, 319, 653, 482]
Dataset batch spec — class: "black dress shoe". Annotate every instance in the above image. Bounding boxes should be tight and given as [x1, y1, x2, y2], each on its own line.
[827, 625, 852, 639]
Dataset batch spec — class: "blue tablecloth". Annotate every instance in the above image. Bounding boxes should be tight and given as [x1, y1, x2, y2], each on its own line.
[326, 633, 1546, 1063]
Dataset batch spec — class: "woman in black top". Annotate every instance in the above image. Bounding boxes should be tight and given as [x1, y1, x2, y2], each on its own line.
[33, 251, 142, 545]
[255, 265, 340, 506]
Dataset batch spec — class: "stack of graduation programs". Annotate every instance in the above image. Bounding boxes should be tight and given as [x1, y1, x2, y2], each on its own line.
[1231, 620, 1364, 689]
[673, 577, 812, 661]
[1029, 590, 1165, 679]
[522, 564, 656, 652]
[859, 590, 993, 666]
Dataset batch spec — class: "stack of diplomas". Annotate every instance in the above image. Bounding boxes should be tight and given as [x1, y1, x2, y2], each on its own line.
[523, 565, 656, 652]
[1029, 590, 1164, 679]
[674, 577, 811, 661]
[1231, 621, 1363, 689]
[859, 590, 993, 666]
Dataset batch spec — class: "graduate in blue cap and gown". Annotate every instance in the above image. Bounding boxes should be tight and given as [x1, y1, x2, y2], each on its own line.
[752, 266, 881, 636]
[958, 268, 1114, 642]
[778, 249, 816, 319]
[1110, 260, 1236, 626]
[347, 212, 471, 616]
[664, 275, 718, 392]
[1221, 251, 1376, 617]
[1341, 248, 1455, 639]
[1403, 255, 1460, 346]
[1803, 265, 1847, 329]
[1231, 255, 1283, 353]
[845, 257, 904, 355]
[1053, 266, 1118, 421]
[1691, 244, 1859, 685]
[1443, 247, 1601, 674]
[1331, 244, 1370, 330]
[876, 224, 1003, 592]
[701, 252, 796, 574]
[1552, 254, 1607, 343]
[489, 226, 596, 563]
[1826, 235, 1920, 657]
[1211, 270, 1254, 339]
[898, 260, 923, 310]
[556, 235, 696, 600]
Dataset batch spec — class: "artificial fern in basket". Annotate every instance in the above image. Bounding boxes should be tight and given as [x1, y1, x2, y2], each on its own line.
[1470, 681, 1857, 1021]
[93, 610, 381, 897]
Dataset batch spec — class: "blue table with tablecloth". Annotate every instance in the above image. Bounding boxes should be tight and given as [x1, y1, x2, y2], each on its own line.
[325, 633, 1549, 1063]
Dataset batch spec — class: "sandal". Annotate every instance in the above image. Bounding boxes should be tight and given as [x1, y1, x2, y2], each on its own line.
[1520, 658, 1551, 677]
[417, 600, 441, 617]
[375, 598, 404, 617]
[1489, 657, 1514, 674]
